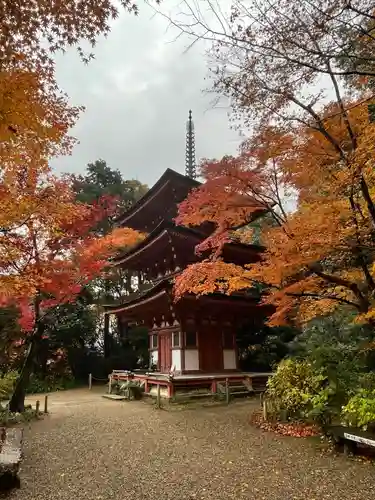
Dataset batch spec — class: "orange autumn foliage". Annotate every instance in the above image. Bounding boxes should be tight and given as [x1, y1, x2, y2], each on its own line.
[0, 0, 155, 333]
[0, 167, 144, 331]
[175, 100, 375, 326]
[176, 126, 291, 256]
[0, 65, 144, 332]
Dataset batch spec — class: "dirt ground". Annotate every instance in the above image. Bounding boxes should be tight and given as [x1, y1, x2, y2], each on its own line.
[7, 387, 375, 500]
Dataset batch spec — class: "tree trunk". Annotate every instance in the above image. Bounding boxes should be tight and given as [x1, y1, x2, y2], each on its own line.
[9, 296, 43, 413]
[9, 338, 38, 413]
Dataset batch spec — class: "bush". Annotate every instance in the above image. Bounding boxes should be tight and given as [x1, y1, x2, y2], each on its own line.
[292, 310, 374, 399]
[265, 358, 327, 421]
[0, 404, 42, 426]
[341, 389, 375, 431]
[0, 371, 18, 400]
[26, 374, 78, 394]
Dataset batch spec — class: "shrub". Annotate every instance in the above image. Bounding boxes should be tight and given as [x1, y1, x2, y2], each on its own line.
[341, 389, 375, 431]
[0, 404, 42, 426]
[292, 310, 374, 399]
[0, 371, 19, 400]
[26, 374, 77, 394]
[265, 358, 326, 420]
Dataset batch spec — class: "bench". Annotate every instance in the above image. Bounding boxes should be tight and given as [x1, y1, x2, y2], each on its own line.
[325, 425, 375, 455]
[0, 427, 23, 490]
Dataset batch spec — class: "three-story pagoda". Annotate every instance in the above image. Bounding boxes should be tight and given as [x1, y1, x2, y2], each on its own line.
[105, 112, 273, 398]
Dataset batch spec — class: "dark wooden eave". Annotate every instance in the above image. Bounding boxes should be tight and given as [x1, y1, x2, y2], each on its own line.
[103, 276, 270, 319]
[114, 168, 200, 232]
[103, 278, 173, 315]
[111, 220, 265, 269]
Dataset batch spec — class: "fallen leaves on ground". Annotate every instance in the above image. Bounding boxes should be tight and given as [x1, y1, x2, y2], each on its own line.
[250, 410, 320, 437]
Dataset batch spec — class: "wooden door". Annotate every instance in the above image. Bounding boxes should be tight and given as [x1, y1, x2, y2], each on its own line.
[199, 326, 223, 372]
[159, 331, 172, 373]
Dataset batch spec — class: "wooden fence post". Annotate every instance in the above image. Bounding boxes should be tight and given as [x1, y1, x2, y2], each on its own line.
[35, 400, 40, 415]
[263, 398, 268, 421]
[88, 373, 92, 390]
[225, 378, 230, 405]
[156, 384, 161, 409]
[44, 395, 48, 414]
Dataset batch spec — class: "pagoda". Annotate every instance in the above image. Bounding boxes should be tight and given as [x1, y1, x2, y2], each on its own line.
[105, 111, 273, 398]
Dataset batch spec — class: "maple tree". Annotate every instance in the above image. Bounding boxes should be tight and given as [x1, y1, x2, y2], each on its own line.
[0, 0, 158, 155]
[0, 163, 143, 412]
[174, 98, 375, 326]
[160, 0, 375, 326]
[0, 0, 155, 411]
[0, 0, 150, 67]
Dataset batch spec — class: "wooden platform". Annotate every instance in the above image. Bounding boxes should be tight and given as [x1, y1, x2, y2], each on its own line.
[109, 370, 272, 400]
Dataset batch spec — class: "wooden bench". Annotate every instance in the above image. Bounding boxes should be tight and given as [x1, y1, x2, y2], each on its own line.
[325, 425, 375, 455]
[0, 427, 23, 490]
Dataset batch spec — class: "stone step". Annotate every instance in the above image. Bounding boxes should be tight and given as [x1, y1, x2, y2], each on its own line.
[102, 394, 127, 401]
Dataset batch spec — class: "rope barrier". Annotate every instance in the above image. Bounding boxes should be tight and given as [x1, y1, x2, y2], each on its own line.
[91, 375, 109, 381]
[88, 373, 109, 390]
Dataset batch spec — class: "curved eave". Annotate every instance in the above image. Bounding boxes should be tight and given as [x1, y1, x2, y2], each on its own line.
[112, 220, 265, 268]
[104, 289, 170, 316]
[112, 221, 206, 266]
[103, 279, 173, 314]
[105, 277, 274, 320]
[115, 169, 200, 231]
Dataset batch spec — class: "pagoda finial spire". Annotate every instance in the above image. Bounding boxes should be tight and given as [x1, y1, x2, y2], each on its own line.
[185, 109, 197, 179]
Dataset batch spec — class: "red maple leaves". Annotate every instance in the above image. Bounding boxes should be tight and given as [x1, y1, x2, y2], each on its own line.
[0, 171, 144, 331]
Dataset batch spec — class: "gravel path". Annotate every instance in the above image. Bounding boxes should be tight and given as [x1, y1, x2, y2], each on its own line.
[7, 388, 375, 500]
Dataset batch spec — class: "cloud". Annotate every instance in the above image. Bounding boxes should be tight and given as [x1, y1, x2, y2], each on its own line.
[51, 1, 243, 186]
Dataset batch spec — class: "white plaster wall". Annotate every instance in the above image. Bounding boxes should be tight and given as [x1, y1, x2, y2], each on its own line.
[184, 349, 199, 371]
[223, 349, 237, 370]
[150, 350, 158, 367]
[171, 349, 182, 372]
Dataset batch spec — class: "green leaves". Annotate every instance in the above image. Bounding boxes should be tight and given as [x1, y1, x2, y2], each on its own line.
[266, 358, 327, 419]
[342, 389, 375, 431]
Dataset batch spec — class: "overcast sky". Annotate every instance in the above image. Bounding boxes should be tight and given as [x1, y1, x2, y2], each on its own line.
[51, 1, 243, 187]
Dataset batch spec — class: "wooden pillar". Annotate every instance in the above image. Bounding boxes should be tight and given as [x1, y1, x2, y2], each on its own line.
[168, 380, 174, 399]
[225, 378, 230, 405]
[156, 384, 161, 409]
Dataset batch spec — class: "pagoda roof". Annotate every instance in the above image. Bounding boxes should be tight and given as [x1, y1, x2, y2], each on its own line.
[115, 168, 200, 233]
[112, 220, 265, 270]
[103, 276, 272, 322]
[103, 278, 173, 315]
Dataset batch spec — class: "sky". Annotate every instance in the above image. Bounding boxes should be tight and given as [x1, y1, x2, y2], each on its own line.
[52, 1, 243, 187]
